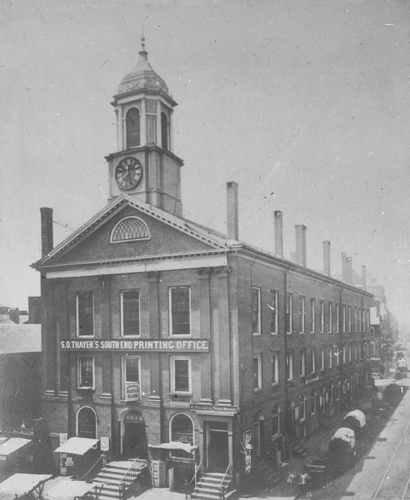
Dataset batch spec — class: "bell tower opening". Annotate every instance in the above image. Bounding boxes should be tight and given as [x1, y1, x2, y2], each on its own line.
[105, 36, 184, 217]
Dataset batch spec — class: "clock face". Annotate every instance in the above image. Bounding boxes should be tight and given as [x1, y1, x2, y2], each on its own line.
[115, 157, 143, 190]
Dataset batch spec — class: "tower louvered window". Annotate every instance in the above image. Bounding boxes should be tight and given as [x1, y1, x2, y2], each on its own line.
[111, 217, 150, 243]
[126, 108, 140, 149]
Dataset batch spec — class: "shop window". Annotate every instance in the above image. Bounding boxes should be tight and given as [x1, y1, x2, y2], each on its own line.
[272, 404, 281, 436]
[300, 348, 306, 377]
[170, 287, 191, 336]
[161, 112, 169, 150]
[270, 290, 278, 334]
[286, 350, 294, 381]
[299, 296, 305, 333]
[76, 292, 94, 337]
[171, 357, 191, 393]
[121, 290, 140, 336]
[122, 356, 140, 401]
[252, 287, 261, 335]
[126, 107, 140, 149]
[272, 352, 279, 385]
[77, 407, 97, 439]
[111, 217, 150, 243]
[286, 293, 293, 334]
[310, 299, 315, 333]
[253, 355, 262, 390]
[77, 355, 94, 389]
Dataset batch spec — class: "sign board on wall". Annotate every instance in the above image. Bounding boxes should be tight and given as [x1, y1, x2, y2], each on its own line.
[100, 437, 110, 452]
[190, 404, 237, 415]
[151, 460, 166, 488]
[59, 433, 68, 446]
[124, 383, 140, 402]
[60, 339, 209, 352]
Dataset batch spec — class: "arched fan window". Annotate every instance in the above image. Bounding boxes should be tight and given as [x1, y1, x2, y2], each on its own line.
[110, 217, 150, 243]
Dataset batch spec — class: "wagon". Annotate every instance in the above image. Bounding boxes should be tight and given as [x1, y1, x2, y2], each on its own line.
[343, 410, 366, 437]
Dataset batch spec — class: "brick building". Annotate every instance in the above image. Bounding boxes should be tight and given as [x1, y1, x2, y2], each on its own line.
[32, 40, 373, 490]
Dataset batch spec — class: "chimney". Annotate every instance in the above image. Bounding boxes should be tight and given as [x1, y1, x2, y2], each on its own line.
[41, 207, 53, 256]
[274, 211, 283, 258]
[361, 265, 367, 291]
[295, 224, 307, 267]
[341, 252, 348, 282]
[226, 182, 239, 240]
[323, 241, 331, 276]
[346, 257, 353, 284]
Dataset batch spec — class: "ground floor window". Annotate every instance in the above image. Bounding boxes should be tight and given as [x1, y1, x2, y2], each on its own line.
[77, 407, 96, 438]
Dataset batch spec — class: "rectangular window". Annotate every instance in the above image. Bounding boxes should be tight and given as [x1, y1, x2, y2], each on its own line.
[335, 344, 340, 366]
[348, 343, 352, 362]
[311, 347, 316, 374]
[328, 345, 333, 369]
[328, 303, 333, 333]
[366, 310, 370, 332]
[343, 305, 346, 332]
[170, 287, 191, 336]
[299, 296, 305, 334]
[122, 356, 140, 401]
[321, 347, 325, 371]
[171, 357, 192, 393]
[286, 350, 294, 381]
[320, 301, 325, 333]
[76, 292, 94, 337]
[270, 290, 278, 334]
[286, 293, 293, 334]
[77, 355, 94, 389]
[252, 287, 261, 335]
[354, 307, 357, 333]
[348, 306, 352, 333]
[336, 304, 340, 333]
[370, 342, 376, 355]
[359, 309, 362, 332]
[272, 352, 279, 385]
[343, 344, 347, 364]
[121, 290, 140, 336]
[310, 299, 315, 333]
[371, 326, 375, 337]
[253, 355, 262, 390]
[300, 348, 306, 377]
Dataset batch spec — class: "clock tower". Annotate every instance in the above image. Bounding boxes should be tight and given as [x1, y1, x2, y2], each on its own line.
[106, 37, 183, 216]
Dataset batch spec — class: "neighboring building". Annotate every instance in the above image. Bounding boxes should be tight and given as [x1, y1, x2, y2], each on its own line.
[32, 40, 374, 489]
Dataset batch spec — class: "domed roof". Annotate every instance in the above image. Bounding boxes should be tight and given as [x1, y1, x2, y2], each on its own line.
[117, 37, 169, 96]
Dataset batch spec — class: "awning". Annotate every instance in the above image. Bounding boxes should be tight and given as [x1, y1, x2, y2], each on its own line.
[41, 477, 97, 499]
[54, 437, 98, 455]
[0, 473, 52, 500]
[0, 437, 31, 459]
[331, 427, 355, 448]
[344, 410, 366, 428]
[149, 441, 197, 454]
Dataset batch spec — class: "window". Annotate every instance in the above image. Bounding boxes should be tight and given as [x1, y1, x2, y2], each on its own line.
[286, 293, 293, 334]
[78, 355, 95, 389]
[122, 356, 140, 401]
[328, 345, 333, 369]
[321, 347, 325, 371]
[348, 343, 352, 362]
[320, 301, 325, 333]
[310, 347, 316, 374]
[343, 305, 346, 332]
[171, 357, 192, 393]
[170, 287, 191, 336]
[272, 404, 281, 436]
[348, 306, 352, 333]
[359, 309, 362, 332]
[170, 414, 194, 447]
[371, 326, 375, 337]
[271, 352, 279, 385]
[328, 302, 333, 333]
[270, 290, 278, 334]
[300, 348, 306, 377]
[354, 307, 357, 333]
[111, 217, 150, 243]
[310, 299, 315, 333]
[76, 292, 94, 337]
[299, 394, 306, 421]
[121, 290, 140, 336]
[343, 344, 347, 364]
[299, 296, 305, 333]
[161, 112, 169, 150]
[366, 310, 370, 332]
[126, 108, 140, 149]
[335, 344, 340, 366]
[253, 355, 262, 390]
[77, 407, 97, 439]
[286, 350, 294, 381]
[311, 389, 317, 414]
[336, 304, 340, 333]
[370, 342, 376, 355]
[252, 287, 261, 335]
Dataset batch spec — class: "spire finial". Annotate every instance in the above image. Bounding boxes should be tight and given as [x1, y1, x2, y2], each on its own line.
[141, 23, 145, 51]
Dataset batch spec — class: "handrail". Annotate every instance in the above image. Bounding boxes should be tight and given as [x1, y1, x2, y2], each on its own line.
[76, 452, 106, 481]
[119, 458, 148, 500]
[190, 459, 203, 488]
[219, 463, 232, 498]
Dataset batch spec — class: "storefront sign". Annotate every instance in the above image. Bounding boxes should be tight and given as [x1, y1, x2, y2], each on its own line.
[65, 457, 74, 467]
[190, 404, 237, 414]
[60, 339, 209, 352]
[166, 456, 196, 465]
[124, 382, 140, 402]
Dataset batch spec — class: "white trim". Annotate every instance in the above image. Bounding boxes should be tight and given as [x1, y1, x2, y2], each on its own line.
[46, 254, 228, 279]
[110, 216, 150, 243]
[170, 357, 192, 394]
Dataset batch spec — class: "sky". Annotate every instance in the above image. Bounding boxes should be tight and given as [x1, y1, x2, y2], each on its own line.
[0, 0, 410, 331]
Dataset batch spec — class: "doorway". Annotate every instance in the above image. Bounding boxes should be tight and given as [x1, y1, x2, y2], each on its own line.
[122, 411, 147, 459]
[206, 422, 229, 472]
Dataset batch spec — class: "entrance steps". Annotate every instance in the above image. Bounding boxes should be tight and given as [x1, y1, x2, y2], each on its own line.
[292, 440, 310, 458]
[93, 460, 148, 500]
[192, 472, 235, 500]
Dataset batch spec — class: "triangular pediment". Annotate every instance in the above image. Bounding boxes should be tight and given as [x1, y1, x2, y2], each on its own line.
[33, 195, 230, 270]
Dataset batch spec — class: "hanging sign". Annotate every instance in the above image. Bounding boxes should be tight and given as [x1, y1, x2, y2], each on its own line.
[124, 382, 140, 402]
